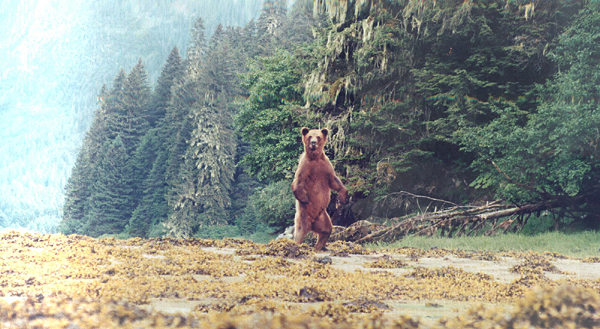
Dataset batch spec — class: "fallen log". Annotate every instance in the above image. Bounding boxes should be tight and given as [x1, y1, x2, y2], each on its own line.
[348, 198, 555, 243]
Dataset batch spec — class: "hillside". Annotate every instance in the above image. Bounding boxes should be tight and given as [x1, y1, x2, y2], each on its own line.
[0, 0, 264, 232]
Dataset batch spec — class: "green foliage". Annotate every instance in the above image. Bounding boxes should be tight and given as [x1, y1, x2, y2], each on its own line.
[293, 0, 587, 219]
[166, 156, 203, 238]
[152, 47, 184, 127]
[236, 50, 307, 181]
[85, 135, 135, 237]
[60, 145, 94, 235]
[247, 180, 296, 232]
[60, 0, 600, 239]
[60, 61, 153, 237]
[459, 3, 600, 207]
[127, 105, 179, 238]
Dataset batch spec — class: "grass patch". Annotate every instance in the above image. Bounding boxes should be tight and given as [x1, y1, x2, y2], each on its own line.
[367, 230, 600, 258]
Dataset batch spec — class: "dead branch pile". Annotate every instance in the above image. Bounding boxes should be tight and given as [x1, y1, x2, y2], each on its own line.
[334, 198, 553, 243]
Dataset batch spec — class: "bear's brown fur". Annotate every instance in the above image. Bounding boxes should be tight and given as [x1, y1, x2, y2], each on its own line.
[291, 127, 348, 250]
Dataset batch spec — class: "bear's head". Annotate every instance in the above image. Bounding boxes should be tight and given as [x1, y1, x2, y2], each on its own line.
[301, 127, 328, 155]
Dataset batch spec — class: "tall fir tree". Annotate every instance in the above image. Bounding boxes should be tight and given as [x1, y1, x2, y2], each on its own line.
[256, 0, 288, 55]
[167, 23, 241, 236]
[152, 47, 184, 127]
[187, 104, 237, 228]
[128, 48, 186, 237]
[165, 154, 202, 238]
[60, 143, 93, 235]
[62, 61, 153, 237]
[86, 135, 134, 237]
[61, 85, 111, 234]
[105, 69, 128, 141]
[186, 17, 208, 80]
[127, 128, 163, 237]
[120, 60, 151, 154]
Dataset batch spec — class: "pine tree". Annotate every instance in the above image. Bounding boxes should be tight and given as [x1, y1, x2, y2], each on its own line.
[188, 104, 237, 227]
[166, 23, 242, 235]
[60, 85, 111, 234]
[60, 143, 93, 235]
[281, 0, 316, 48]
[186, 17, 207, 80]
[256, 0, 288, 55]
[86, 135, 134, 237]
[165, 154, 202, 238]
[241, 19, 259, 60]
[128, 149, 170, 238]
[105, 69, 128, 141]
[128, 49, 186, 237]
[120, 60, 151, 154]
[152, 47, 184, 127]
[201, 24, 238, 100]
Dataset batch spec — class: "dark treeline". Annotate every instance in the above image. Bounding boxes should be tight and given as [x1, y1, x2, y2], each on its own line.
[61, 0, 600, 239]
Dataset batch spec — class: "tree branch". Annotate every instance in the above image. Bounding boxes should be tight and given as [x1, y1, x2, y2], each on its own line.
[381, 191, 464, 208]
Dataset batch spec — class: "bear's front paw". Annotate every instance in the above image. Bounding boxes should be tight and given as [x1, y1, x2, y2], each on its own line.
[336, 190, 348, 207]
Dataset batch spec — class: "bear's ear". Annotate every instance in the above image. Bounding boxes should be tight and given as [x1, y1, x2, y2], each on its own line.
[301, 127, 310, 136]
[321, 128, 329, 138]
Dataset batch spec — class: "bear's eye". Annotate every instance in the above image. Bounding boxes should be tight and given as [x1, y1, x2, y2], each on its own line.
[317, 137, 321, 141]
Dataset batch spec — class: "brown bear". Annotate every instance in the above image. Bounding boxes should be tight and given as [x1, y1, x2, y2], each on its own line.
[291, 127, 348, 250]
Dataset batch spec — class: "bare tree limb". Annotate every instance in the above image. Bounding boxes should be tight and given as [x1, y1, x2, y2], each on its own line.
[383, 191, 462, 207]
[351, 201, 554, 243]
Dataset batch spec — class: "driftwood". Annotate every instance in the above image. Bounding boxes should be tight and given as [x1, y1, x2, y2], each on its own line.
[355, 200, 552, 243]
[330, 221, 386, 242]
[326, 191, 557, 244]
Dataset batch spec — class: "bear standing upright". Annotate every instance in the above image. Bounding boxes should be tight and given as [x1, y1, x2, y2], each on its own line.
[291, 127, 348, 250]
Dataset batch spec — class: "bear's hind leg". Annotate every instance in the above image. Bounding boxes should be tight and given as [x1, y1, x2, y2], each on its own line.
[293, 203, 310, 245]
[313, 210, 333, 251]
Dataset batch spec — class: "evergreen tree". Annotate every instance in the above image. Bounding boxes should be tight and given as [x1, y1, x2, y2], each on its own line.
[187, 17, 208, 73]
[280, 0, 316, 49]
[120, 60, 151, 154]
[235, 50, 306, 181]
[165, 154, 202, 238]
[62, 61, 153, 237]
[241, 19, 259, 60]
[460, 2, 600, 225]
[60, 144, 93, 235]
[201, 24, 239, 101]
[256, 0, 288, 54]
[152, 47, 184, 127]
[60, 85, 112, 235]
[188, 104, 237, 227]
[105, 69, 128, 141]
[163, 81, 199, 208]
[86, 135, 134, 237]
[128, 49, 186, 237]
[167, 23, 240, 235]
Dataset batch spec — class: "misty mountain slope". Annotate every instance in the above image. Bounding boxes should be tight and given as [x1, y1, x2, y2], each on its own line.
[0, 0, 264, 232]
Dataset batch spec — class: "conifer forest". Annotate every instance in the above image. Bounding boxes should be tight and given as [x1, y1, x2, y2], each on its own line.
[2, 0, 600, 239]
